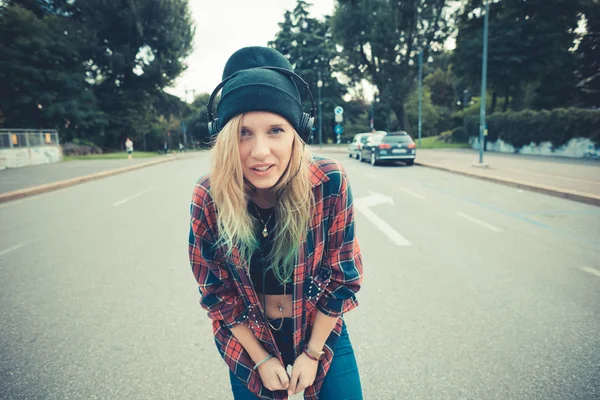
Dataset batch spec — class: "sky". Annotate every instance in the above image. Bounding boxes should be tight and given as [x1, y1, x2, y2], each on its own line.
[165, 0, 336, 102]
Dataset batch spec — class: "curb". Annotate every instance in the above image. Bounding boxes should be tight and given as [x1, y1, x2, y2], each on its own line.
[415, 160, 600, 207]
[0, 156, 179, 204]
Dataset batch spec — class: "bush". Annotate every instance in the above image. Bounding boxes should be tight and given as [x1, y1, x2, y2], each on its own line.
[437, 130, 454, 143]
[465, 108, 600, 149]
[452, 127, 469, 143]
[62, 140, 103, 156]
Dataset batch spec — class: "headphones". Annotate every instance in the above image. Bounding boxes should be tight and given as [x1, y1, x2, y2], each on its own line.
[206, 66, 316, 143]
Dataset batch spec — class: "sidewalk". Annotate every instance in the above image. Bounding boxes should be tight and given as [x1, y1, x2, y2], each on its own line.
[0, 154, 184, 203]
[311, 146, 600, 206]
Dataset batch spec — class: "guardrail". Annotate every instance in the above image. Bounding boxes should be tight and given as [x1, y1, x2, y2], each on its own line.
[0, 129, 60, 148]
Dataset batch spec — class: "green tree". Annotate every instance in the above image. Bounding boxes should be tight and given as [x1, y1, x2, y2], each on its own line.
[269, 0, 350, 143]
[0, 3, 107, 137]
[73, 0, 194, 148]
[424, 65, 457, 109]
[332, 0, 452, 131]
[453, 0, 584, 112]
[576, 0, 600, 107]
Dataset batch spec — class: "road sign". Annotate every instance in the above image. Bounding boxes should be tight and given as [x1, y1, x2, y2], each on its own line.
[335, 114, 344, 123]
[334, 106, 344, 115]
[334, 124, 343, 135]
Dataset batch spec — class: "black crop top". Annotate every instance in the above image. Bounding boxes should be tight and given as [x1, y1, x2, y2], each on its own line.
[248, 203, 294, 295]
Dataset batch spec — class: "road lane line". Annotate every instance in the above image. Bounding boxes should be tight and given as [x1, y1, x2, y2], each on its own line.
[456, 211, 501, 232]
[400, 188, 426, 200]
[356, 206, 411, 246]
[580, 267, 600, 277]
[113, 187, 156, 207]
[0, 242, 28, 257]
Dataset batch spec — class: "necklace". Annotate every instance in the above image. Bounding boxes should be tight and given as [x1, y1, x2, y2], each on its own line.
[253, 204, 274, 238]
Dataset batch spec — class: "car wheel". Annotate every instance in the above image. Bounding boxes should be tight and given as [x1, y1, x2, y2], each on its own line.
[371, 153, 377, 166]
[348, 152, 352, 158]
[355, 152, 360, 160]
[405, 160, 414, 166]
[358, 152, 363, 162]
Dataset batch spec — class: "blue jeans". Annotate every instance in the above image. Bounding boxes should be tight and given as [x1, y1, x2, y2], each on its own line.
[230, 320, 363, 399]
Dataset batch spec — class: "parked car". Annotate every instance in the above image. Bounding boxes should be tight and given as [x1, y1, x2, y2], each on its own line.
[359, 131, 416, 166]
[347, 133, 371, 159]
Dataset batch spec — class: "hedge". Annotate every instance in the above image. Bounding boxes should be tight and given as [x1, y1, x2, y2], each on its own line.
[464, 108, 600, 149]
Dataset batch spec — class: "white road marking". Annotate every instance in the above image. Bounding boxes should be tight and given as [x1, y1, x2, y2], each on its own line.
[400, 187, 426, 200]
[355, 192, 411, 246]
[113, 187, 156, 207]
[456, 211, 501, 232]
[356, 206, 412, 246]
[580, 267, 600, 277]
[0, 242, 28, 257]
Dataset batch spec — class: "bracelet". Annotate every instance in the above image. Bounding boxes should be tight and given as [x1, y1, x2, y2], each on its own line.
[303, 349, 318, 361]
[253, 354, 273, 370]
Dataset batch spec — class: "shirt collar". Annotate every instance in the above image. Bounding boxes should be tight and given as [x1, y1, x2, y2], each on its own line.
[309, 159, 329, 188]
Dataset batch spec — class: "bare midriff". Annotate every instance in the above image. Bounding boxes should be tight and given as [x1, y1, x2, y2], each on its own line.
[258, 293, 294, 319]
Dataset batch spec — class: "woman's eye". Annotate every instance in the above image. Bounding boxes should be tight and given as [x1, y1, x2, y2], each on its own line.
[270, 128, 284, 135]
[240, 129, 252, 138]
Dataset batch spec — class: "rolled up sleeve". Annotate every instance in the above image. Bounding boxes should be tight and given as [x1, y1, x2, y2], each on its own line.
[317, 169, 363, 317]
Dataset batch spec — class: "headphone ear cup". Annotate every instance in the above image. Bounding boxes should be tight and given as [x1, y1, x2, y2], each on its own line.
[208, 118, 220, 136]
[299, 113, 314, 143]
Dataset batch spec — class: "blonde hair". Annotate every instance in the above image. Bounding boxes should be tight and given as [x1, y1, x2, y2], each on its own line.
[210, 114, 314, 283]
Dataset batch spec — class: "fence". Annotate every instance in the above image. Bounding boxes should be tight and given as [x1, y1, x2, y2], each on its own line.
[0, 129, 60, 148]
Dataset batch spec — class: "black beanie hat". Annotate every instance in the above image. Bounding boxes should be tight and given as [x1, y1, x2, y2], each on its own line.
[216, 47, 304, 133]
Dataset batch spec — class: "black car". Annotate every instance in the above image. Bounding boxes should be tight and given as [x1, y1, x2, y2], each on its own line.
[359, 131, 417, 166]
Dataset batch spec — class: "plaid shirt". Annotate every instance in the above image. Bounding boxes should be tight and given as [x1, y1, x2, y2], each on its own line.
[188, 157, 363, 400]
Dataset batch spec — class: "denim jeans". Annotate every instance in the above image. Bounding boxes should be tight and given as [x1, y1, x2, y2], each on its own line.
[229, 319, 363, 399]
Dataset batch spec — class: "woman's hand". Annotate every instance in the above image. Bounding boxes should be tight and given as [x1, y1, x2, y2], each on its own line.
[257, 357, 290, 392]
[288, 352, 319, 395]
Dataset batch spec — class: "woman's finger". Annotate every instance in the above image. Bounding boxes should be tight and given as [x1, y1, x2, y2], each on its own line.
[276, 367, 290, 389]
[288, 369, 299, 395]
[296, 377, 313, 394]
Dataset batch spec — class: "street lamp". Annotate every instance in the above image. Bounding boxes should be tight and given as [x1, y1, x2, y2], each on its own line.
[317, 71, 323, 148]
[478, 0, 490, 165]
[417, 49, 424, 146]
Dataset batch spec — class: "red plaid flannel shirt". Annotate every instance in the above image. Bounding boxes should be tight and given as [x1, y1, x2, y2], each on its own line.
[188, 157, 363, 399]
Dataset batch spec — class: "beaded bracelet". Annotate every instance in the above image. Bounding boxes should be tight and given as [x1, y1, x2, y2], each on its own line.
[253, 354, 273, 370]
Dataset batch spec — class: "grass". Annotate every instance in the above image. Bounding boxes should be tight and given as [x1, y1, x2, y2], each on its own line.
[63, 151, 162, 161]
[416, 136, 471, 149]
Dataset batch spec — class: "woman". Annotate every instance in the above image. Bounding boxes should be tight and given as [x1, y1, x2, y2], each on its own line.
[188, 46, 363, 400]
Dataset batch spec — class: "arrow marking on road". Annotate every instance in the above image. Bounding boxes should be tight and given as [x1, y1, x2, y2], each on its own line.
[355, 192, 411, 246]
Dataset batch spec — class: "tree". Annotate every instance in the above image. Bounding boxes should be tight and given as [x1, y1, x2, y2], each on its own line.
[73, 0, 194, 148]
[453, 0, 584, 112]
[332, 0, 452, 131]
[423, 65, 456, 109]
[0, 0, 194, 149]
[0, 3, 107, 137]
[576, 0, 600, 107]
[269, 1, 350, 143]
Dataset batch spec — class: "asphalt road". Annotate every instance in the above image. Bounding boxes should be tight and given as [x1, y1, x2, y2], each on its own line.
[1, 151, 599, 399]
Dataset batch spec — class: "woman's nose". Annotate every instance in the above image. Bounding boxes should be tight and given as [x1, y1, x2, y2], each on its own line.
[251, 135, 270, 159]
